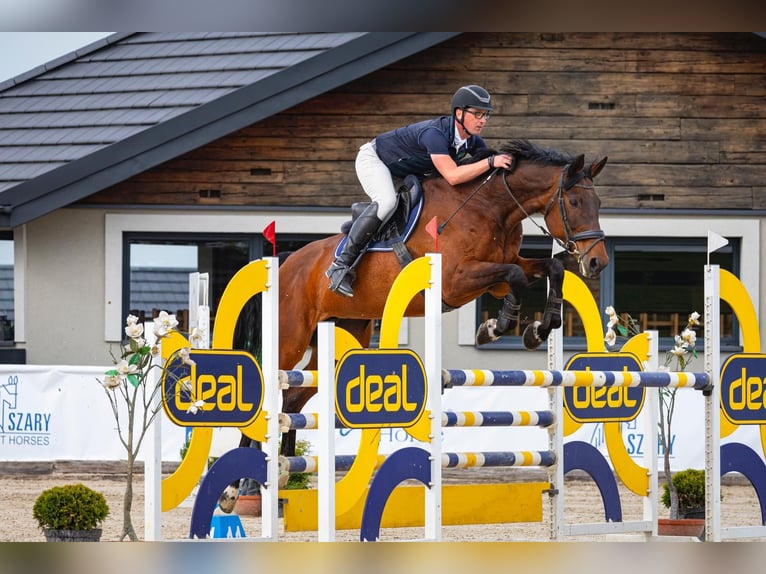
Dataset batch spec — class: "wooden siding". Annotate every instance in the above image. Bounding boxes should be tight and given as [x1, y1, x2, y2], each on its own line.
[82, 33, 766, 212]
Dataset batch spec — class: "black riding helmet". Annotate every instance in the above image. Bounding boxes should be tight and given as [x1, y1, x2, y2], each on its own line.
[451, 85, 493, 115]
[451, 85, 492, 136]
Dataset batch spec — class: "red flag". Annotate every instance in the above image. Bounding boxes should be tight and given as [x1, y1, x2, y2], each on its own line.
[262, 220, 276, 256]
[425, 216, 439, 253]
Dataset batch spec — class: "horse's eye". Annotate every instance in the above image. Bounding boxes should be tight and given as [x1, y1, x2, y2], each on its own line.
[568, 197, 581, 208]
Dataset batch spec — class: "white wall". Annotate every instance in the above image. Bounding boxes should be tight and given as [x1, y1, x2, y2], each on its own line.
[22, 209, 107, 365]
[14, 208, 766, 367]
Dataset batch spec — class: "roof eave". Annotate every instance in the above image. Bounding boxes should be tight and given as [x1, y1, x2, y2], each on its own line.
[1, 32, 460, 228]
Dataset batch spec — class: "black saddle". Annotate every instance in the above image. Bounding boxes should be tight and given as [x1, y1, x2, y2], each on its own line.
[340, 174, 423, 244]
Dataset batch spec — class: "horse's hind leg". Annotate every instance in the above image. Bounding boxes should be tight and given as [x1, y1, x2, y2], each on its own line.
[519, 258, 565, 350]
[217, 432, 254, 513]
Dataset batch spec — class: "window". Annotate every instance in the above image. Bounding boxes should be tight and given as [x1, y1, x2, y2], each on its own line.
[105, 212, 350, 341]
[123, 232, 328, 335]
[473, 235, 739, 351]
[609, 238, 736, 347]
[0, 232, 13, 343]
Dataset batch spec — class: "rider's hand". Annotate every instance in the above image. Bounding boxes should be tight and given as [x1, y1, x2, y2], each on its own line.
[489, 154, 514, 171]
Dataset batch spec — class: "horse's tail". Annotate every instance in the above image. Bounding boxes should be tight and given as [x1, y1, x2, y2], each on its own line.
[231, 251, 293, 361]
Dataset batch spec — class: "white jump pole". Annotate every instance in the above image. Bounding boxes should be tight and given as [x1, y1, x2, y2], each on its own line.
[317, 320, 336, 541]
[144, 321, 162, 541]
[704, 263, 721, 541]
[547, 251, 564, 540]
[261, 256, 280, 540]
[424, 253, 443, 540]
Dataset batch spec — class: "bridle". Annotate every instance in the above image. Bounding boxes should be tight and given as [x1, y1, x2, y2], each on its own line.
[501, 165, 605, 265]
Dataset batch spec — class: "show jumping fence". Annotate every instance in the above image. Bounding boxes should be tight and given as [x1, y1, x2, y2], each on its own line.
[146, 237, 766, 542]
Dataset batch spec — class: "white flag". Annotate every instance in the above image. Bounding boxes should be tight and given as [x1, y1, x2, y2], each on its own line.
[707, 230, 729, 254]
[551, 240, 567, 256]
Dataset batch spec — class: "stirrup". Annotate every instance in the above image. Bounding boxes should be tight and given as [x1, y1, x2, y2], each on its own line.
[326, 262, 355, 297]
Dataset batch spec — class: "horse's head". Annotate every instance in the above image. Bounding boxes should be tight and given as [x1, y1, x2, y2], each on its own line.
[542, 154, 609, 278]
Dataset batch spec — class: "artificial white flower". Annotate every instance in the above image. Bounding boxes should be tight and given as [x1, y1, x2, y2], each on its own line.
[151, 311, 178, 338]
[126, 314, 139, 326]
[125, 321, 144, 340]
[116, 359, 138, 376]
[179, 347, 195, 366]
[181, 380, 193, 394]
[189, 327, 204, 344]
[186, 400, 205, 414]
[102, 374, 122, 389]
[680, 328, 696, 346]
[604, 327, 617, 347]
[688, 311, 701, 326]
[670, 345, 688, 357]
[604, 306, 619, 328]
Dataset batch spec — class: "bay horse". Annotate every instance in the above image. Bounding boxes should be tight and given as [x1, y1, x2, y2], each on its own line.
[218, 138, 608, 511]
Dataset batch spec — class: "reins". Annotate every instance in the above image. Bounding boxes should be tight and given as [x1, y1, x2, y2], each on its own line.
[434, 162, 605, 266]
[437, 168, 501, 234]
[501, 165, 605, 263]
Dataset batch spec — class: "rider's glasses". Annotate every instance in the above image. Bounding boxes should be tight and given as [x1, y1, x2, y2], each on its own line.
[463, 108, 491, 120]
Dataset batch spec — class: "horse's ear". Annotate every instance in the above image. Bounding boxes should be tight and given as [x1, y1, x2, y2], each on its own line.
[568, 154, 585, 178]
[589, 156, 608, 179]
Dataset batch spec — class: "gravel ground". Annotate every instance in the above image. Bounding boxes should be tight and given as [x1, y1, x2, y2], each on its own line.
[3, 466, 763, 543]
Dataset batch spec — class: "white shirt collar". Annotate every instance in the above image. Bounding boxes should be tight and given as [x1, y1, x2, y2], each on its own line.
[453, 131, 468, 153]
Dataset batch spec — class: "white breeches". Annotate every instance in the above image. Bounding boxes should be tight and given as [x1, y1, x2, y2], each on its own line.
[355, 141, 397, 221]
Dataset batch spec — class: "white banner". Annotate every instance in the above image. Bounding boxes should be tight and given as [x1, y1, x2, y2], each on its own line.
[0, 366, 185, 462]
[3, 366, 762, 472]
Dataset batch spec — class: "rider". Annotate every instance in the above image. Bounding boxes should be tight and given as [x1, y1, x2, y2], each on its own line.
[326, 84, 514, 297]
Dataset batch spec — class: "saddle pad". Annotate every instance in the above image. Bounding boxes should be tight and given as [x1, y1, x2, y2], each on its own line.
[332, 194, 424, 258]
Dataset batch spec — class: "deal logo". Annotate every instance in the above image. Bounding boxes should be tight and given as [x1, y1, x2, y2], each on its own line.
[720, 354, 766, 424]
[335, 349, 426, 429]
[162, 349, 263, 427]
[564, 353, 645, 423]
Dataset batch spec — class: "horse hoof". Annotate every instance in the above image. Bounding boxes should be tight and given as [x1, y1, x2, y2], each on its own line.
[522, 321, 544, 350]
[217, 487, 238, 514]
[476, 319, 499, 345]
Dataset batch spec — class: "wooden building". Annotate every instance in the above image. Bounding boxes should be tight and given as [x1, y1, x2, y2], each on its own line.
[0, 32, 763, 365]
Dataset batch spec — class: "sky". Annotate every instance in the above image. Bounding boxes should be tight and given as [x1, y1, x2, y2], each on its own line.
[0, 32, 111, 83]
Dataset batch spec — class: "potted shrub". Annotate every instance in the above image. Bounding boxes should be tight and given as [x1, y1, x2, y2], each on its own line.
[659, 469, 706, 539]
[33, 483, 109, 542]
[662, 468, 706, 518]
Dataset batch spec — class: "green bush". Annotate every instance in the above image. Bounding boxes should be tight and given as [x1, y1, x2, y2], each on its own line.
[33, 484, 109, 531]
[661, 468, 705, 510]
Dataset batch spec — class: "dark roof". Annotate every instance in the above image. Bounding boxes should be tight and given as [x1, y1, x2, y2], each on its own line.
[0, 32, 459, 228]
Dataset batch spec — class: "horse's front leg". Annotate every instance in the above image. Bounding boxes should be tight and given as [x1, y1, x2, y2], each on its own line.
[516, 257, 565, 350]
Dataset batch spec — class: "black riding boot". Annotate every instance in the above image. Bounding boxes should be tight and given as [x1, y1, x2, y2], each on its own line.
[326, 202, 383, 297]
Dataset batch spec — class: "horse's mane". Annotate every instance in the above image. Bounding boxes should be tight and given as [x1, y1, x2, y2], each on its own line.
[498, 139, 574, 166]
[459, 139, 574, 168]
